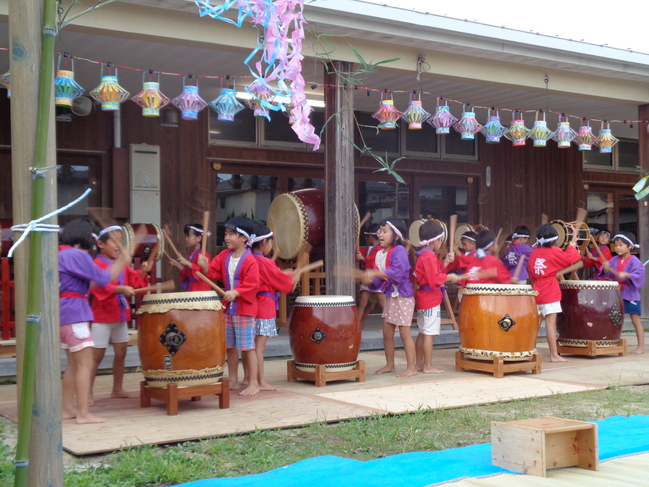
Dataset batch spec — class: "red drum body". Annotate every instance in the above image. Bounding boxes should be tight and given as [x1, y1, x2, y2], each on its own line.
[289, 295, 361, 372]
[409, 219, 448, 247]
[458, 284, 540, 361]
[557, 280, 624, 347]
[267, 189, 360, 260]
[136, 291, 225, 388]
[122, 223, 164, 262]
[0, 219, 12, 258]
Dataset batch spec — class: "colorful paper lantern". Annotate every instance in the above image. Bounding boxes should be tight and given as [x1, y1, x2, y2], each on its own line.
[0, 71, 10, 98]
[596, 122, 619, 154]
[132, 73, 171, 117]
[453, 105, 482, 140]
[245, 82, 273, 118]
[172, 77, 208, 121]
[54, 56, 85, 108]
[89, 66, 130, 111]
[552, 116, 577, 148]
[372, 93, 403, 130]
[427, 99, 458, 134]
[504, 112, 530, 147]
[400, 92, 430, 129]
[479, 109, 507, 143]
[575, 121, 596, 151]
[529, 111, 554, 147]
[209, 87, 245, 122]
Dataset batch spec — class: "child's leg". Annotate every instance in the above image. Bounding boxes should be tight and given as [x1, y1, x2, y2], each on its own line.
[240, 349, 259, 396]
[255, 335, 278, 391]
[397, 325, 417, 377]
[89, 346, 106, 406]
[62, 349, 78, 419]
[415, 333, 424, 370]
[376, 321, 397, 374]
[239, 316, 260, 396]
[545, 313, 568, 362]
[630, 314, 645, 354]
[111, 342, 132, 397]
[71, 347, 107, 424]
[227, 348, 240, 389]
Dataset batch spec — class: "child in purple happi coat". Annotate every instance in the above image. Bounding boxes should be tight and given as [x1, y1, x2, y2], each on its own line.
[502, 225, 533, 282]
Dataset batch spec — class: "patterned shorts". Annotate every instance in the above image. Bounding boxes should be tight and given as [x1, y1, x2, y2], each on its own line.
[382, 295, 415, 327]
[255, 318, 278, 337]
[417, 306, 441, 336]
[225, 314, 256, 351]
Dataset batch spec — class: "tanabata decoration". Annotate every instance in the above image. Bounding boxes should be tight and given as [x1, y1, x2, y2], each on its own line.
[89, 65, 130, 111]
[401, 92, 431, 129]
[132, 72, 171, 117]
[596, 122, 619, 154]
[575, 120, 596, 151]
[209, 87, 245, 122]
[454, 105, 482, 140]
[172, 76, 208, 120]
[479, 109, 507, 143]
[529, 111, 554, 147]
[245, 82, 273, 119]
[633, 175, 649, 201]
[427, 98, 458, 134]
[552, 115, 577, 148]
[54, 55, 85, 108]
[504, 112, 530, 147]
[372, 92, 403, 130]
[0, 71, 10, 98]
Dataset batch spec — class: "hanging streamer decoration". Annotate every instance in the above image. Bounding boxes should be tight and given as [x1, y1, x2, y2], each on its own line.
[480, 109, 507, 143]
[552, 114, 577, 148]
[504, 111, 530, 147]
[372, 92, 403, 129]
[209, 86, 245, 122]
[529, 110, 554, 147]
[132, 71, 171, 117]
[54, 55, 85, 108]
[401, 92, 431, 129]
[172, 76, 208, 120]
[89, 64, 130, 111]
[0, 71, 10, 98]
[427, 98, 458, 134]
[575, 120, 596, 151]
[194, 0, 321, 149]
[454, 104, 482, 140]
[596, 121, 619, 154]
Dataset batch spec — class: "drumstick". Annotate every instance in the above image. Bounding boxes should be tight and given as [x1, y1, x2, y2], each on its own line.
[557, 260, 583, 280]
[195, 271, 226, 296]
[162, 226, 183, 260]
[201, 211, 210, 257]
[589, 236, 607, 267]
[541, 213, 549, 225]
[495, 228, 503, 248]
[356, 211, 372, 249]
[269, 216, 281, 262]
[334, 265, 366, 281]
[133, 280, 175, 294]
[575, 207, 588, 223]
[146, 241, 160, 266]
[512, 255, 526, 283]
[294, 259, 324, 277]
[448, 214, 458, 254]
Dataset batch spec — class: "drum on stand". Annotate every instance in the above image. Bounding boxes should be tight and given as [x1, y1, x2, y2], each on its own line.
[550, 220, 590, 251]
[458, 283, 540, 361]
[0, 219, 12, 258]
[122, 223, 165, 261]
[409, 218, 448, 247]
[267, 189, 360, 260]
[556, 280, 624, 348]
[453, 223, 474, 250]
[136, 291, 225, 388]
[289, 295, 361, 372]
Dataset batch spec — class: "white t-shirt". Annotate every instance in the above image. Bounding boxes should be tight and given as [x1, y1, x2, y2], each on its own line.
[228, 256, 240, 287]
[374, 249, 398, 297]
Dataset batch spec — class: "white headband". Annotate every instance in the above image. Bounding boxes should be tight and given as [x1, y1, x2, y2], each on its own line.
[385, 221, 403, 241]
[476, 240, 494, 258]
[419, 233, 444, 247]
[512, 233, 530, 239]
[250, 231, 273, 244]
[613, 234, 640, 248]
[97, 225, 122, 239]
[536, 235, 559, 245]
[188, 225, 211, 237]
[461, 235, 476, 242]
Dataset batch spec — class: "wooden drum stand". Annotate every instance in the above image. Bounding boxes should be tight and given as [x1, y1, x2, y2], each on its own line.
[140, 378, 230, 416]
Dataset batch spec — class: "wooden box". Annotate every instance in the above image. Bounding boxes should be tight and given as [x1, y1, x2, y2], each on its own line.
[492, 416, 598, 477]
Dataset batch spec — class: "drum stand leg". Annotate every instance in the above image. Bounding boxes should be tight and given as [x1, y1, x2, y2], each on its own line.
[455, 351, 542, 378]
[139, 379, 230, 415]
[287, 360, 366, 387]
[556, 338, 627, 358]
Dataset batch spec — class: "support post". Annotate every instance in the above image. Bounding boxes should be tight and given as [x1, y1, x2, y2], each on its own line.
[324, 61, 355, 296]
[639, 105, 649, 319]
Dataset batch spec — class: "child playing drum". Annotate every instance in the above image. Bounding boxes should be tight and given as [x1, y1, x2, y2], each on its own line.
[502, 225, 533, 283]
[445, 230, 477, 303]
[584, 229, 613, 273]
[455, 230, 512, 285]
[169, 223, 212, 292]
[356, 223, 385, 328]
[597, 232, 645, 354]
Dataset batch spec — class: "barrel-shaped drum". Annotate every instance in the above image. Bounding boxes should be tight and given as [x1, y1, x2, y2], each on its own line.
[122, 223, 165, 261]
[550, 220, 590, 250]
[409, 218, 448, 247]
[1, 219, 12, 257]
[458, 284, 540, 361]
[556, 280, 624, 347]
[289, 295, 361, 372]
[136, 291, 225, 388]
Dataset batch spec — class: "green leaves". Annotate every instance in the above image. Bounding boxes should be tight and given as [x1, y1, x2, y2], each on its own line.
[372, 152, 406, 184]
[350, 45, 402, 74]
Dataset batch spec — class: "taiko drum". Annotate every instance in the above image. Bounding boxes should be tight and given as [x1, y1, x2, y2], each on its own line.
[0, 219, 12, 258]
[289, 295, 361, 372]
[122, 223, 165, 262]
[136, 291, 225, 388]
[458, 284, 540, 361]
[556, 280, 624, 348]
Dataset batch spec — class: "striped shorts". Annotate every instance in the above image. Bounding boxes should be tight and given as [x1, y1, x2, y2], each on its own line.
[255, 318, 278, 337]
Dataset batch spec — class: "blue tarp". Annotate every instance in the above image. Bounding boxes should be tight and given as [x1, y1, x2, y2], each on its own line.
[179, 415, 649, 487]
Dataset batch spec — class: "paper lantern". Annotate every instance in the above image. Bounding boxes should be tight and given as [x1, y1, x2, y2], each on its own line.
[132, 74, 171, 117]
[400, 93, 430, 129]
[427, 100, 458, 134]
[596, 122, 619, 154]
[0, 71, 10, 98]
[479, 110, 507, 143]
[372, 94, 402, 130]
[172, 78, 208, 121]
[529, 111, 554, 147]
[89, 66, 130, 111]
[245, 83, 273, 118]
[209, 87, 245, 122]
[504, 113, 530, 147]
[552, 117, 577, 148]
[575, 121, 596, 151]
[454, 106, 482, 140]
[54, 56, 85, 108]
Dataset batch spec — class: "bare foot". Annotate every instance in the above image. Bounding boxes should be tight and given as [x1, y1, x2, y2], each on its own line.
[75, 412, 107, 424]
[259, 381, 279, 391]
[630, 348, 645, 355]
[229, 381, 240, 390]
[87, 397, 95, 407]
[240, 381, 249, 387]
[62, 410, 77, 420]
[375, 365, 396, 375]
[111, 390, 137, 399]
[396, 369, 418, 378]
[550, 355, 569, 363]
[239, 384, 260, 396]
[422, 366, 445, 374]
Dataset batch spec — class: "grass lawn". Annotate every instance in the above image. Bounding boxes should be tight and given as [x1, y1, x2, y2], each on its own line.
[0, 384, 646, 487]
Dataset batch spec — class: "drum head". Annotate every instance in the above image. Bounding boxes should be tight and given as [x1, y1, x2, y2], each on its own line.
[463, 283, 538, 295]
[138, 291, 222, 313]
[267, 193, 307, 260]
[474, 224, 489, 233]
[550, 220, 568, 249]
[408, 219, 426, 246]
[295, 295, 356, 307]
[454, 224, 474, 250]
[121, 223, 135, 258]
[560, 280, 620, 290]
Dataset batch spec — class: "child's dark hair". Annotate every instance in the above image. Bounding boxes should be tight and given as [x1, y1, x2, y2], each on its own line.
[184, 223, 204, 238]
[536, 224, 558, 247]
[597, 229, 611, 238]
[379, 218, 407, 246]
[365, 223, 380, 236]
[419, 220, 444, 242]
[613, 231, 637, 248]
[461, 231, 477, 243]
[60, 218, 99, 250]
[251, 223, 273, 251]
[476, 230, 496, 250]
[513, 225, 531, 238]
[225, 216, 256, 241]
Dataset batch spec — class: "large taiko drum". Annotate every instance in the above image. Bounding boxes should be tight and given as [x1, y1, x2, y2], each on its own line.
[556, 280, 624, 348]
[289, 295, 361, 372]
[408, 218, 448, 247]
[136, 291, 225, 388]
[458, 283, 540, 361]
[122, 223, 165, 261]
[550, 220, 590, 250]
[266, 189, 360, 260]
[1, 219, 12, 258]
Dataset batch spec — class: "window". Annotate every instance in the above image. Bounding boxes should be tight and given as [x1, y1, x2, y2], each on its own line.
[583, 138, 638, 173]
[357, 112, 400, 155]
[209, 107, 257, 146]
[401, 122, 439, 157]
[357, 181, 410, 224]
